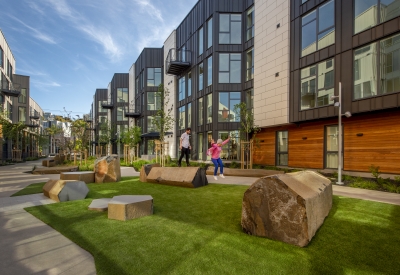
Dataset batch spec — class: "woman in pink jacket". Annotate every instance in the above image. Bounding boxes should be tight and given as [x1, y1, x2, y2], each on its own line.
[209, 136, 230, 180]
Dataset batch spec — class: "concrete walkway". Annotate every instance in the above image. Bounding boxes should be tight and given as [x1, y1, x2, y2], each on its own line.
[0, 160, 399, 275]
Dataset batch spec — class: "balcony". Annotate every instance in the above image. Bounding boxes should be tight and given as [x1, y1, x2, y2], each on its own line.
[1, 80, 21, 97]
[29, 112, 40, 120]
[125, 105, 140, 118]
[101, 100, 114, 109]
[165, 48, 191, 76]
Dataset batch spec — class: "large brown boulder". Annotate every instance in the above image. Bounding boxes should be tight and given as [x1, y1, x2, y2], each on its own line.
[94, 155, 121, 183]
[241, 170, 332, 247]
[139, 163, 160, 182]
[43, 180, 89, 202]
[146, 167, 208, 188]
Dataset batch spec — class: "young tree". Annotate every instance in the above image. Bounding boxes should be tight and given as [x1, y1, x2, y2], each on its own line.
[97, 119, 115, 155]
[45, 124, 64, 154]
[152, 84, 174, 166]
[120, 126, 142, 163]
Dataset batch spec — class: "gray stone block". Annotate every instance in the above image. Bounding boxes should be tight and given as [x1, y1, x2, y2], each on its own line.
[88, 198, 112, 211]
[58, 181, 89, 202]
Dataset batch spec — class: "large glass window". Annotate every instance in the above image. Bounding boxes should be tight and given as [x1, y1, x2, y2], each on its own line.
[187, 103, 192, 128]
[301, 59, 334, 110]
[147, 116, 157, 133]
[218, 92, 241, 122]
[199, 27, 204, 56]
[188, 72, 192, 97]
[219, 14, 242, 44]
[246, 48, 254, 81]
[218, 131, 240, 160]
[198, 97, 204, 126]
[219, 53, 241, 83]
[179, 77, 186, 101]
[178, 106, 186, 130]
[246, 89, 254, 111]
[326, 125, 339, 169]
[207, 56, 213, 86]
[353, 44, 377, 99]
[19, 88, 26, 104]
[0, 46, 3, 68]
[276, 131, 288, 166]
[135, 77, 139, 95]
[381, 33, 400, 95]
[18, 106, 26, 122]
[199, 63, 204, 90]
[246, 6, 254, 41]
[207, 17, 213, 49]
[147, 68, 161, 87]
[198, 132, 203, 160]
[147, 92, 161, 110]
[117, 107, 127, 121]
[117, 88, 128, 102]
[301, 0, 335, 57]
[355, 0, 400, 34]
[206, 93, 212, 123]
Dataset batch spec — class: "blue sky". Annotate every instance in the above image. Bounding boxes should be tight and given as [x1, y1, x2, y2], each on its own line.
[0, 0, 198, 118]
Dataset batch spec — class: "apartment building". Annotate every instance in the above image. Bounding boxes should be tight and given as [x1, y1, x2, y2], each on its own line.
[254, 0, 400, 173]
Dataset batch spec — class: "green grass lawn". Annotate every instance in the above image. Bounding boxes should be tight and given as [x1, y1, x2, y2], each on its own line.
[11, 182, 46, 197]
[24, 177, 400, 275]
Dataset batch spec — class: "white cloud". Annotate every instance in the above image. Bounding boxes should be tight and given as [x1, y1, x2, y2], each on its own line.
[31, 80, 61, 87]
[133, 0, 164, 23]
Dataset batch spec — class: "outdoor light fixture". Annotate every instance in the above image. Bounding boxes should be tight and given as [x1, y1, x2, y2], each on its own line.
[330, 82, 352, 185]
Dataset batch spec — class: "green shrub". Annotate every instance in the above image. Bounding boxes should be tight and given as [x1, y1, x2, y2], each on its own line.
[349, 180, 379, 190]
[131, 160, 150, 171]
[394, 176, 400, 183]
[79, 164, 94, 171]
[230, 161, 239, 169]
[343, 174, 355, 182]
[253, 164, 261, 169]
[382, 182, 400, 194]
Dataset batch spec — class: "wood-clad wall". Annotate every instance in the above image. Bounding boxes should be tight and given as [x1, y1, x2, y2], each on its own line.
[344, 111, 400, 173]
[253, 109, 400, 173]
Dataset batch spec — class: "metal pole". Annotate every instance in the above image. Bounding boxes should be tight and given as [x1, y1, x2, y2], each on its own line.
[337, 82, 343, 185]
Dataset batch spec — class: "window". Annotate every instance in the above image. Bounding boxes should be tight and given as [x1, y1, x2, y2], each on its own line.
[198, 132, 203, 160]
[207, 56, 213, 86]
[207, 17, 213, 49]
[147, 92, 161, 110]
[19, 88, 27, 104]
[219, 14, 242, 44]
[117, 107, 127, 121]
[354, 0, 400, 34]
[301, 0, 335, 57]
[219, 53, 241, 83]
[218, 92, 241, 122]
[18, 106, 26, 122]
[147, 116, 157, 133]
[246, 89, 254, 111]
[117, 88, 128, 102]
[246, 6, 254, 41]
[300, 58, 334, 110]
[206, 93, 212, 123]
[188, 72, 192, 97]
[7, 102, 12, 120]
[187, 103, 192, 128]
[199, 27, 204, 56]
[381, 33, 400, 94]
[199, 63, 204, 90]
[218, 130, 240, 160]
[246, 48, 254, 81]
[147, 68, 161, 87]
[178, 106, 186, 130]
[0, 46, 3, 68]
[276, 131, 288, 166]
[135, 77, 139, 95]
[141, 71, 144, 89]
[179, 77, 186, 101]
[326, 125, 339, 168]
[198, 97, 204, 126]
[302, 0, 308, 3]
[7, 60, 12, 80]
[353, 44, 377, 99]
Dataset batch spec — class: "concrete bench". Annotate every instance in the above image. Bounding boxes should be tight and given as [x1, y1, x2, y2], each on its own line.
[108, 195, 153, 221]
[206, 167, 284, 177]
[60, 171, 95, 184]
[88, 198, 112, 211]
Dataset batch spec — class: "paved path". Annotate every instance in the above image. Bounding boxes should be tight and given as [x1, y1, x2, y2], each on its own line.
[0, 160, 399, 275]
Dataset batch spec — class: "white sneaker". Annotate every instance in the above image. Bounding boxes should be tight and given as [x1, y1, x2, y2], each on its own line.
[213, 176, 218, 180]
[220, 174, 225, 178]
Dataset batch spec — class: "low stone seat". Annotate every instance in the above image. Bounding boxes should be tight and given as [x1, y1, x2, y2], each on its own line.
[88, 198, 112, 211]
[206, 167, 284, 177]
[146, 167, 208, 188]
[61, 171, 95, 184]
[139, 163, 160, 182]
[43, 179, 89, 202]
[241, 170, 332, 247]
[94, 155, 121, 183]
[41, 159, 55, 167]
[108, 195, 153, 221]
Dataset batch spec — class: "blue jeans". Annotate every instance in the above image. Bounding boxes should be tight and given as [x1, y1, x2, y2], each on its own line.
[211, 158, 223, 176]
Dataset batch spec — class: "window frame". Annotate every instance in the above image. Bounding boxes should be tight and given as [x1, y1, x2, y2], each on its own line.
[218, 92, 241, 122]
[199, 62, 204, 90]
[219, 13, 242, 44]
[199, 26, 204, 56]
[117, 88, 128, 103]
[276, 130, 288, 166]
[147, 68, 162, 87]
[206, 93, 212, 124]
[246, 48, 254, 81]
[207, 17, 213, 49]
[207, 55, 213, 86]
[218, 53, 242, 84]
[246, 6, 254, 41]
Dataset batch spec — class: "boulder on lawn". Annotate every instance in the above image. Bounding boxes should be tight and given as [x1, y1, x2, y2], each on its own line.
[146, 167, 208, 188]
[94, 155, 121, 183]
[139, 163, 160, 182]
[241, 170, 332, 247]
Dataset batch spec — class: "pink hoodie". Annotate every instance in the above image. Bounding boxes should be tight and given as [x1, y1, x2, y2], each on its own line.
[209, 139, 230, 159]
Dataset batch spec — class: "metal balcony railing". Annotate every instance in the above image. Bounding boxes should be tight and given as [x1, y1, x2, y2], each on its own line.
[165, 48, 191, 75]
[1, 80, 21, 97]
